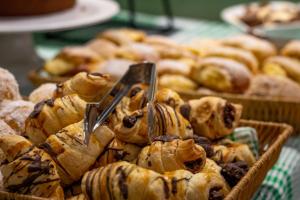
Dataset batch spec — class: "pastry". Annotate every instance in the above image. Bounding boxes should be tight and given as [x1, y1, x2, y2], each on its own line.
[136, 136, 206, 173]
[281, 40, 300, 60]
[40, 121, 115, 185]
[190, 57, 251, 93]
[262, 56, 300, 84]
[180, 97, 242, 140]
[55, 72, 113, 102]
[0, 120, 15, 135]
[100, 28, 146, 45]
[85, 39, 118, 59]
[156, 59, 193, 76]
[212, 139, 256, 167]
[25, 94, 86, 145]
[184, 39, 222, 56]
[44, 46, 102, 76]
[246, 75, 300, 100]
[29, 83, 57, 104]
[200, 46, 259, 73]
[67, 194, 87, 200]
[0, 67, 21, 101]
[0, 135, 64, 199]
[98, 59, 134, 80]
[155, 88, 185, 110]
[0, 100, 34, 134]
[65, 181, 82, 199]
[221, 34, 277, 61]
[220, 161, 249, 187]
[96, 138, 141, 167]
[114, 43, 160, 62]
[159, 74, 198, 92]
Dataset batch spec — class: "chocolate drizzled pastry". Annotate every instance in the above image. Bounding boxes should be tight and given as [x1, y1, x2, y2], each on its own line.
[29, 98, 54, 118]
[192, 135, 214, 158]
[220, 161, 249, 187]
[209, 186, 225, 200]
[223, 103, 236, 129]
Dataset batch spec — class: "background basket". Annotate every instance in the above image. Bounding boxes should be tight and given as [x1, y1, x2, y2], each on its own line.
[180, 91, 300, 134]
[0, 120, 292, 200]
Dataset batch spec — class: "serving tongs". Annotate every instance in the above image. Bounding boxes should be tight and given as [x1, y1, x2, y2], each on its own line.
[83, 62, 157, 144]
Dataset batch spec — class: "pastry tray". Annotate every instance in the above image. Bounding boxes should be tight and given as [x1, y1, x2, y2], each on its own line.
[180, 90, 300, 134]
[0, 119, 292, 200]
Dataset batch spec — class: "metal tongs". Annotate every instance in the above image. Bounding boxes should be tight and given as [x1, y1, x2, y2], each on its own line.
[83, 62, 157, 144]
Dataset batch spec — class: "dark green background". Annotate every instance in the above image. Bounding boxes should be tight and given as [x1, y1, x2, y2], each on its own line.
[116, 0, 298, 20]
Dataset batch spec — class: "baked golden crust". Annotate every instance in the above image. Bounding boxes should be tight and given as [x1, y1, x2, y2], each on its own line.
[29, 83, 57, 104]
[159, 74, 198, 92]
[100, 28, 146, 45]
[85, 39, 118, 59]
[25, 95, 86, 145]
[0, 135, 64, 199]
[281, 40, 300, 59]
[191, 57, 251, 93]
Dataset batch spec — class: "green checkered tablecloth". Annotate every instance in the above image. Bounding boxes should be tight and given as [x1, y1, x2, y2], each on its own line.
[34, 11, 300, 200]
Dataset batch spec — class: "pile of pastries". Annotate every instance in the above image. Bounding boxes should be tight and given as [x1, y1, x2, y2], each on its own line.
[39, 28, 300, 101]
[0, 67, 256, 200]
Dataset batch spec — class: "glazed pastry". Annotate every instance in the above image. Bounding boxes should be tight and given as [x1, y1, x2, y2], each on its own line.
[96, 138, 141, 167]
[212, 139, 256, 167]
[115, 43, 160, 62]
[0, 120, 15, 135]
[190, 57, 251, 93]
[0, 100, 34, 134]
[40, 121, 115, 185]
[29, 83, 57, 104]
[281, 40, 300, 59]
[111, 102, 193, 145]
[44, 46, 102, 76]
[200, 46, 259, 73]
[136, 137, 206, 173]
[0, 67, 21, 101]
[100, 28, 146, 45]
[263, 56, 300, 84]
[82, 161, 229, 200]
[159, 74, 198, 92]
[85, 38, 118, 59]
[82, 161, 168, 200]
[155, 88, 185, 110]
[156, 59, 193, 76]
[55, 72, 113, 102]
[246, 75, 300, 100]
[221, 34, 277, 61]
[180, 97, 242, 140]
[0, 135, 64, 199]
[25, 94, 86, 145]
[98, 59, 134, 80]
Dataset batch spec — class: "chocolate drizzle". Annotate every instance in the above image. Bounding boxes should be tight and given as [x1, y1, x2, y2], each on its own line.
[223, 103, 236, 129]
[29, 99, 55, 118]
[155, 104, 167, 135]
[192, 135, 214, 158]
[122, 112, 143, 128]
[220, 161, 249, 187]
[116, 166, 128, 199]
[179, 103, 191, 120]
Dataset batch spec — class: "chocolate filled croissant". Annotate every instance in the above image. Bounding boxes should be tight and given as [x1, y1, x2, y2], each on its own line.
[0, 135, 64, 199]
[212, 139, 256, 167]
[25, 94, 86, 145]
[111, 102, 193, 145]
[180, 97, 242, 140]
[155, 88, 185, 110]
[82, 161, 229, 200]
[40, 121, 115, 185]
[55, 72, 113, 102]
[136, 137, 206, 173]
[190, 57, 251, 93]
[95, 138, 141, 167]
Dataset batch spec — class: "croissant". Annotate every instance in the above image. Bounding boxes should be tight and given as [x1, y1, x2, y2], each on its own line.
[179, 97, 242, 140]
[0, 135, 64, 199]
[25, 94, 86, 145]
[111, 102, 193, 145]
[159, 74, 198, 92]
[40, 121, 115, 185]
[212, 139, 256, 167]
[136, 137, 206, 173]
[155, 88, 185, 110]
[29, 83, 57, 104]
[55, 72, 113, 102]
[85, 38, 118, 59]
[95, 138, 141, 167]
[82, 161, 230, 200]
[281, 40, 300, 60]
[100, 28, 146, 45]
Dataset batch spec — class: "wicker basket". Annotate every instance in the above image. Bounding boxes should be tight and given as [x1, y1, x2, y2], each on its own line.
[0, 120, 292, 200]
[180, 91, 300, 134]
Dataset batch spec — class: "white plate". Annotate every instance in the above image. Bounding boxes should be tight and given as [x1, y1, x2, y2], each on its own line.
[221, 1, 300, 40]
[0, 0, 119, 33]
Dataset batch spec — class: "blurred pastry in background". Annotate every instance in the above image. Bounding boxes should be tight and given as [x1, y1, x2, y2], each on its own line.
[190, 57, 251, 93]
[85, 39, 118, 59]
[185, 39, 222, 56]
[99, 28, 146, 45]
[221, 34, 277, 62]
[98, 59, 134, 80]
[0, 120, 16, 135]
[200, 45, 259, 73]
[44, 46, 102, 77]
[156, 59, 194, 76]
[0, 67, 21, 101]
[0, 100, 34, 134]
[246, 75, 300, 100]
[263, 56, 300, 84]
[29, 83, 57, 104]
[159, 74, 198, 92]
[281, 40, 300, 60]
